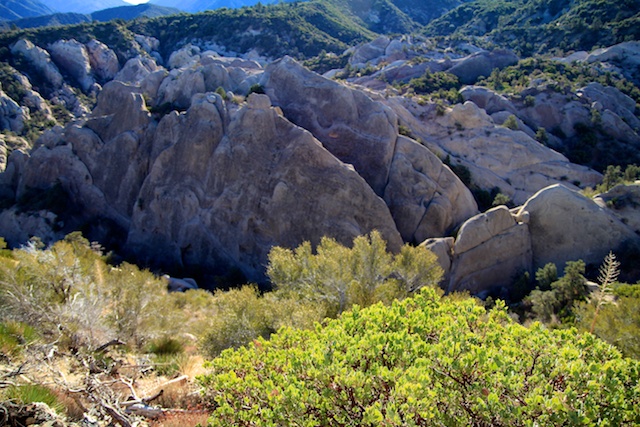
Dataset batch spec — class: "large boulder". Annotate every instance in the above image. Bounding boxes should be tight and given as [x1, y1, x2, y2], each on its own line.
[86, 39, 120, 82]
[262, 56, 398, 196]
[156, 69, 206, 110]
[448, 49, 518, 84]
[114, 56, 162, 85]
[519, 184, 640, 271]
[85, 81, 151, 143]
[10, 39, 63, 90]
[47, 39, 96, 93]
[127, 93, 402, 281]
[448, 206, 532, 295]
[384, 136, 478, 242]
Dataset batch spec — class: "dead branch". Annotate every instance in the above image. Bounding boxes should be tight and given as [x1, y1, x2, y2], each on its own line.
[94, 339, 126, 354]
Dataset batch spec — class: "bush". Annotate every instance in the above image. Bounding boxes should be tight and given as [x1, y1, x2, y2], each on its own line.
[503, 114, 519, 130]
[267, 231, 442, 318]
[199, 287, 640, 426]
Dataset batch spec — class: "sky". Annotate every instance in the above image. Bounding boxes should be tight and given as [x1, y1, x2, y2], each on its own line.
[123, 0, 150, 4]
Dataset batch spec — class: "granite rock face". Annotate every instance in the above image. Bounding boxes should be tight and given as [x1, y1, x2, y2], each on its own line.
[520, 184, 639, 271]
[448, 206, 532, 295]
[48, 39, 96, 93]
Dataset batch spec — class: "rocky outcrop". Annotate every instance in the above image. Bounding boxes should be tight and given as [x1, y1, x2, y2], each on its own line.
[0, 88, 29, 134]
[10, 39, 64, 90]
[263, 57, 478, 238]
[156, 69, 206, 110]
[447, 50, 519, 84]
[86, 39, 120, 82]
[384, 136, 478, 242]
[594, 184, 640, 235]
[519, 184, 639, 271]
[387, 97, 602, 205]
[262, 56, 398, 196]
[48, 39, 96, 93]
[448, 206, 532, 294]
[127, 93, 403, 280]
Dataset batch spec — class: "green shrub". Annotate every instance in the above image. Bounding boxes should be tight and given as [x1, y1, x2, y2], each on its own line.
[267, 231, 442, 318]
[199, 287, 640, 426]
[146, 336, 184, 355]
[503, 114, 519, 130]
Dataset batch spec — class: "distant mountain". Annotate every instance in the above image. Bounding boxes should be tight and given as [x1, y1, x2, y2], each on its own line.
[40, 0, 131, 14]
[0, 0, 54, 21]
[9, 4, 180, 29]
[92, 3, 181, 21]
[148, 0, 287, 13]
[9, 12, 91, 28]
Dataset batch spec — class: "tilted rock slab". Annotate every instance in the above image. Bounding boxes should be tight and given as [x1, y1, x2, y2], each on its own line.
[86, 39, 120, 82]
[10, 39, 64, 90]
[387, 98, 602, 205]
[48, 39, 96, 93]
[262, 57, 478, 240]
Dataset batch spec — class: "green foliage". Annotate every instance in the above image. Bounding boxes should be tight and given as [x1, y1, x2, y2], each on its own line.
[573, 253, 640, 359]
[248, 83, 265, 95]
[0, 320, 38, 359]
[534, 262, 557, 291]
[5, 384, 64, 413]
[535, 127, 548, 144]
[146, 335, 184, 356]
[503, 114, 519, 130]
[0, 232, 171, 349]
[491, 192, 512, 207]
[408, 70, 461, 95]
[526, 260, 587, 324]
[267, 231, 443, 318]
[199, 287, 640, 426]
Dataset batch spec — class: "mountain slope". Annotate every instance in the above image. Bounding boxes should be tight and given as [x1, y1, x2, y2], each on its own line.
[0, 0, 54, 21]
[40, 0, 130, 14]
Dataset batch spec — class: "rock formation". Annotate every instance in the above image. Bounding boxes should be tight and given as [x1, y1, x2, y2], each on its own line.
[86, 39, 120, 82]
[519, 184, 639, 271]
[10, 39, 64, 91]
[48, 39, 96, 93]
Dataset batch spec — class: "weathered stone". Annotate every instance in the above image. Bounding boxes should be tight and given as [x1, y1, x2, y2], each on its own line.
[594, 183, 640, 235]
[114, 56, 161, 85]
[448, 206, 532, 294]
[262, 56, 398, 196]
[86, 39, 120, 82]
[48, 39, 95, 93]
[448, 49, 518, 84]
[85, 81, 151, 143]
[0, 89, 29, 134]
[384, 136, 478, 242]
[519, 184, 639, 271]
[156, 69, 206, 110]
[10, 39, 63, 90]
[127, 93, 402, 281]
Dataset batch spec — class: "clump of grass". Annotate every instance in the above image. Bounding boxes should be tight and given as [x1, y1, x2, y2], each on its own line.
[5, 384, 65, 414]
[0, 321, 38, 359]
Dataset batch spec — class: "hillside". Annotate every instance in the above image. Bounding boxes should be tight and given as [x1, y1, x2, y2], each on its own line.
[0, 0, 54, 21]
